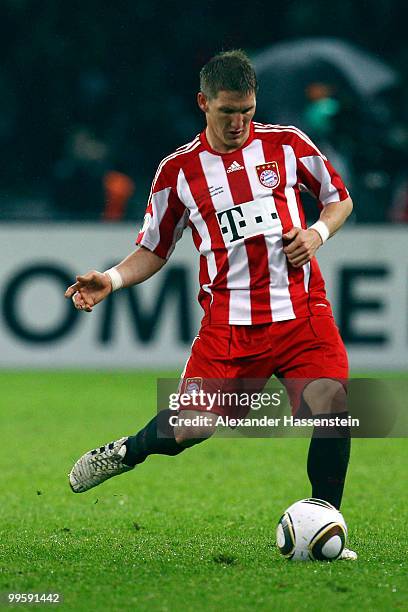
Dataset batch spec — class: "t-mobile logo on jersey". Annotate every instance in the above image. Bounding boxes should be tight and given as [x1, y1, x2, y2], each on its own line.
[216, 198, 281, 244]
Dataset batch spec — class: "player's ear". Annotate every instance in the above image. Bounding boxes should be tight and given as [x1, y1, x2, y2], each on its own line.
[197, 92, 209, 113]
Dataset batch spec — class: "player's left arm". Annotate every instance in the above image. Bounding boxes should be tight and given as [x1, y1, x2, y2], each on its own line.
[283, 129, 353, 268]
[283, 196, 353, 268]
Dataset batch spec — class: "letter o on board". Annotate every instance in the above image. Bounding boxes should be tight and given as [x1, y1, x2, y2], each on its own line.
[2, 264, 79, 343]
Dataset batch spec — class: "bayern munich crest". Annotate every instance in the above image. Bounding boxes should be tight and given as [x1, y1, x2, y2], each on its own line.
[184, 377, 203, 395]
[256, 162, 280, 189]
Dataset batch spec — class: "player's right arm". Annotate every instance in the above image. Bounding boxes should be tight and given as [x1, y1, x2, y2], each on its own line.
[65, 154, 187, 312]
[65, 246, 165, 312]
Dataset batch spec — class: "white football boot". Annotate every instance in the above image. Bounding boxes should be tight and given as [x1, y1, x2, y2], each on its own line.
[69, 437, 133, 493]
[339, 547, 358, 560]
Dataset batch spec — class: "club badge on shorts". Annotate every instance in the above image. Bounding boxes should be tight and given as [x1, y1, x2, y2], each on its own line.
[256, 162, 280, 189]
[184, 377, 203, 395]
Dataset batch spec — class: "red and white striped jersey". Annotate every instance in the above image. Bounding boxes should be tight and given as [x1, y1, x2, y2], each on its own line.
[136, 121, 349, 325]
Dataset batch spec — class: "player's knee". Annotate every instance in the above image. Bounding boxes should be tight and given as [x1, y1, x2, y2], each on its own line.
[173, 410, 218, 445]
[303, 378, 347, 415]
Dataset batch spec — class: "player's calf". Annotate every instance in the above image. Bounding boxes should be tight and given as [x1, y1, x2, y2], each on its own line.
[301, 378, 351, 510]
[173, 410, 218, 446]
[122, 408, 214, 468]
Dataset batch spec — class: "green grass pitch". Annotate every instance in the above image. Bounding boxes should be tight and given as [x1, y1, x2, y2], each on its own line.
[0, 372, 407, 611]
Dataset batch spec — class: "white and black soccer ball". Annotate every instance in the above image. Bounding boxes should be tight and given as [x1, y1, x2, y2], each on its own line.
[276, 498, 347, 561]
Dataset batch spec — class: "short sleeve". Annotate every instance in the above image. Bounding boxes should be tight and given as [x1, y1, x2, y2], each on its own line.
[292, 128, 349, 207]
[136, 161, 189, 260]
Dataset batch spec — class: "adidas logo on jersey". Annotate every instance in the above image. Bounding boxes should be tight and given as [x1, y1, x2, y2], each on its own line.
[226, 161, 245, 173]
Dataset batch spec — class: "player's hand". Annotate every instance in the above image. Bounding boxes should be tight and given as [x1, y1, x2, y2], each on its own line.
[282, 227, 322, 268]
[64, 271, 112, 312]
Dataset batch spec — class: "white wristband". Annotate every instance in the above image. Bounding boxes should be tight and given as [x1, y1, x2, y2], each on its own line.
[310, 220, 330, 244]
[104, 267, 124, 292]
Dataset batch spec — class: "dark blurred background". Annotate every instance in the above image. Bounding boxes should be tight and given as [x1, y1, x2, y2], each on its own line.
[0, 0, 406, 223]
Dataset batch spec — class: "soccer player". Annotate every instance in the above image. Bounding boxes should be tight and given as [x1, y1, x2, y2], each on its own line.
[66, 50, 356, 560]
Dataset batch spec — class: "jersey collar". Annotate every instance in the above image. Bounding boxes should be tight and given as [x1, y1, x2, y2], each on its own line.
[200, 122, 255, 156]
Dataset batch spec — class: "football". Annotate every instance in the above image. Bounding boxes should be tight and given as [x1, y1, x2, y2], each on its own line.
[276, 498, 347, 561]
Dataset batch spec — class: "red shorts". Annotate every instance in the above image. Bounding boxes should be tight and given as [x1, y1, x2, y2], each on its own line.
[180, 316, 348, 416]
